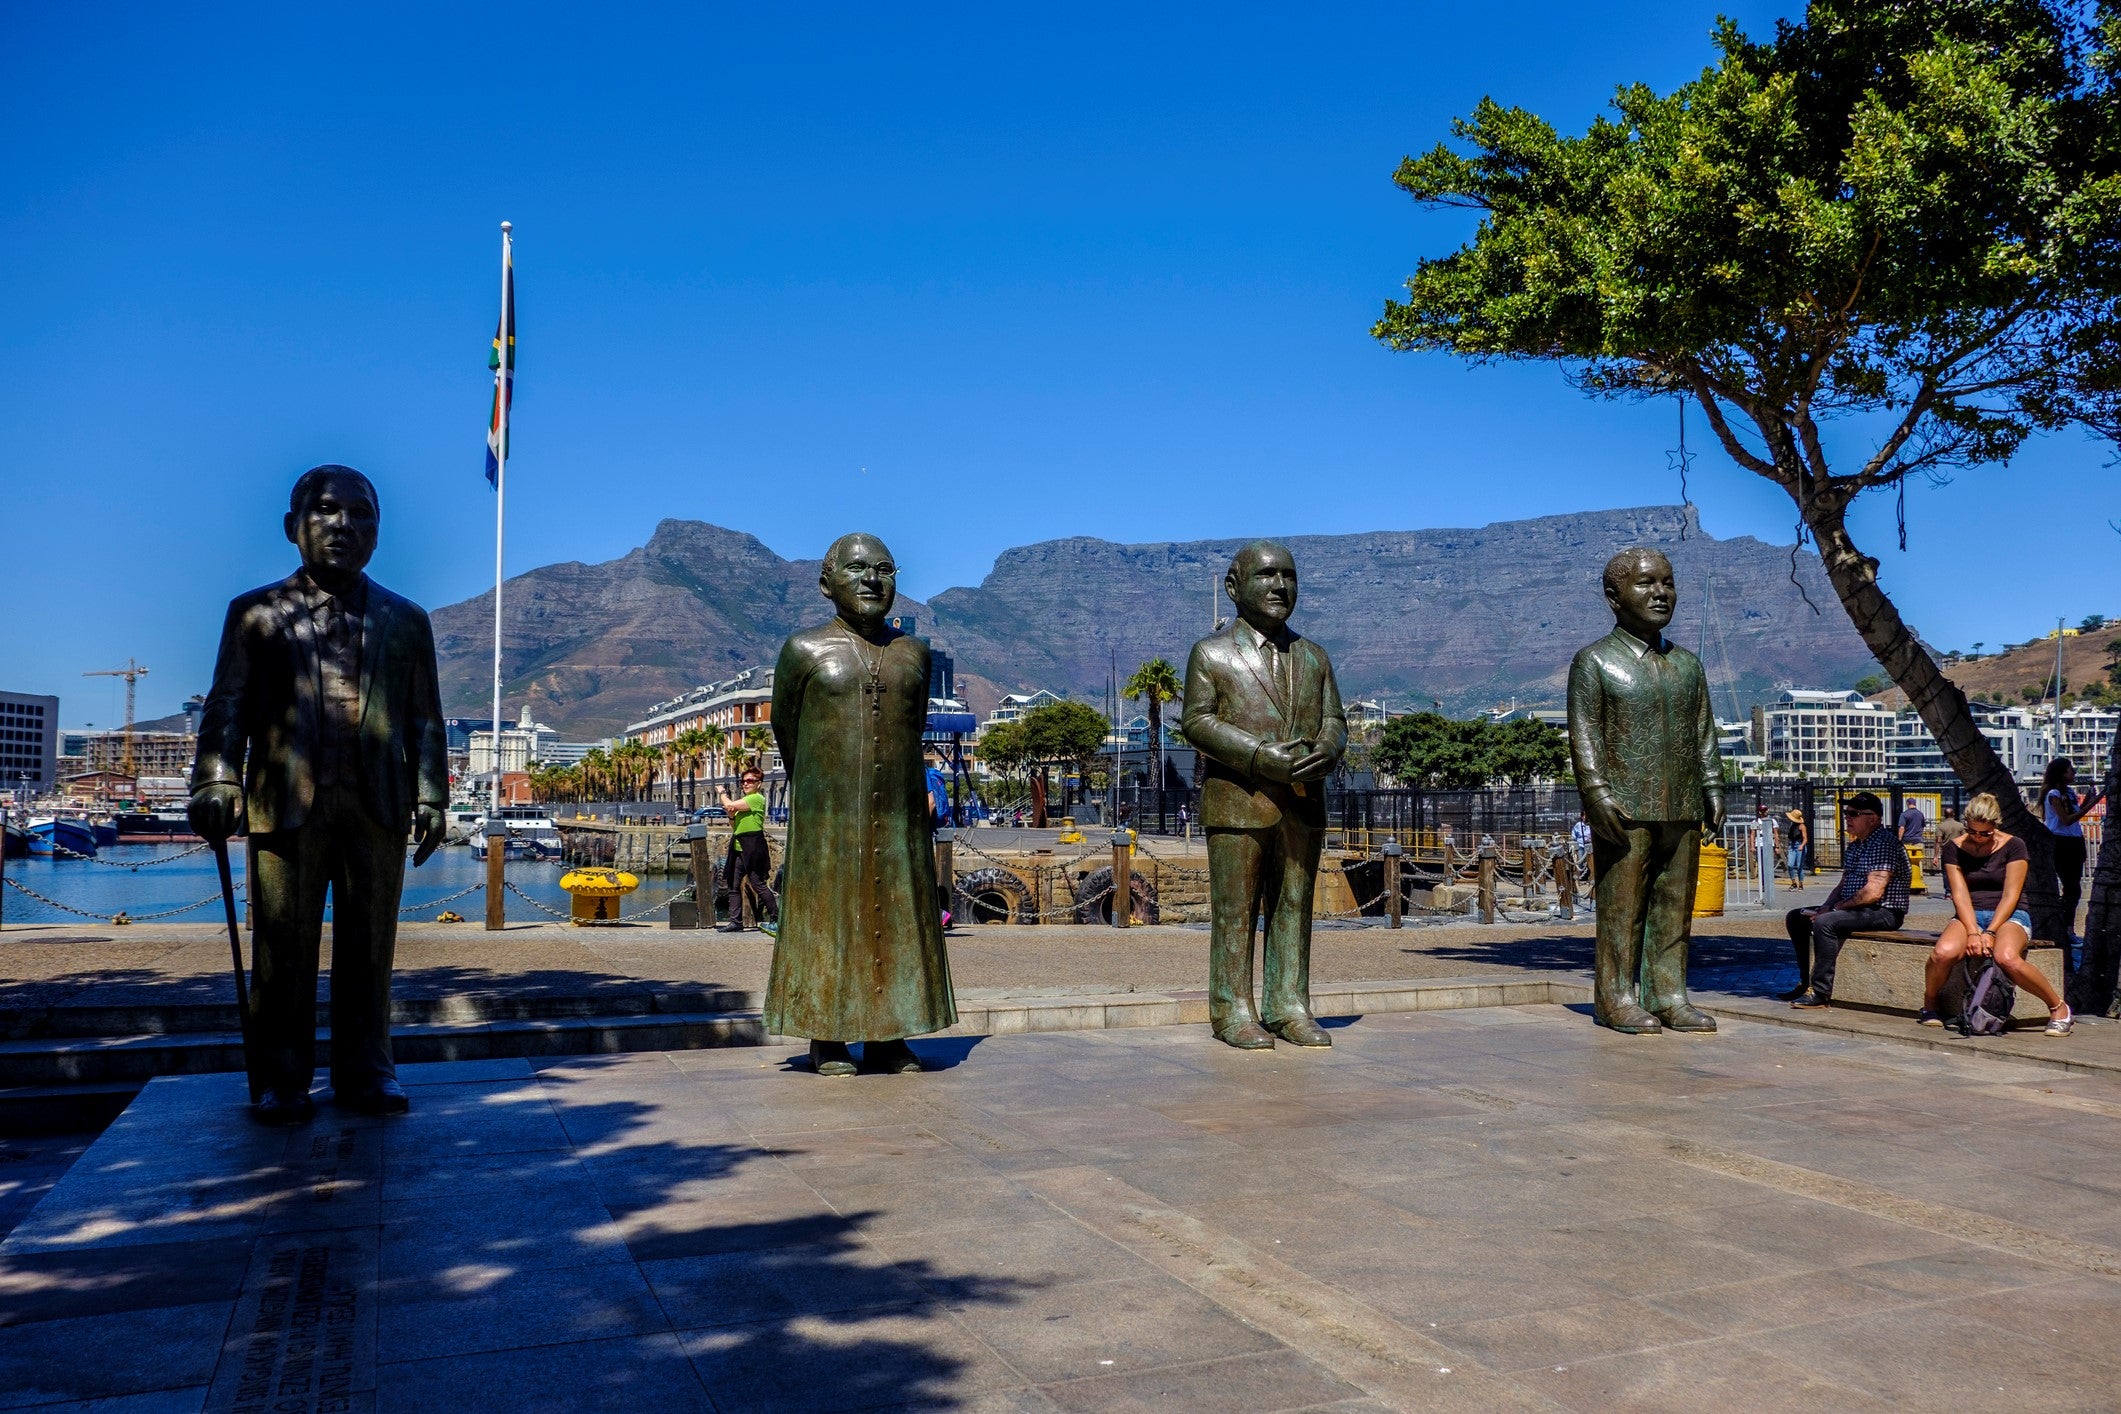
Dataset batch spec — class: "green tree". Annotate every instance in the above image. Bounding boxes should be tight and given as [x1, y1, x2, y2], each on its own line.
[1374, 0, 2121, 987]
[2107, 636, 2121, 688]
[1021, 701, 1111, 817]
[1123, 657, 1184, 827]
[975, 719, 1029, 780]
[1374, 713, 1493, 789]
[1852, 674, 1890, 697]
[1487, 717, 1571, 785]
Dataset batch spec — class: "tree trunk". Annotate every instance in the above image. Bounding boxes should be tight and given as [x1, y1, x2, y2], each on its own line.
[1806, 507, 2070, 964]
[2090, 749, 2121, 1014]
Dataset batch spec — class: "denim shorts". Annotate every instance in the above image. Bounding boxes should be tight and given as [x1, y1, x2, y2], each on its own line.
[1974, 907, 2033, 936]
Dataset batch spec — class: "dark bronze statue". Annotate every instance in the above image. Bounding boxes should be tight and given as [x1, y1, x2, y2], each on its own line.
[190, 465, 448, 1123]
[1568, 547, 1724, 1034]
[1182, 541, 1347, 1049]
[767, 533, 956, 1075]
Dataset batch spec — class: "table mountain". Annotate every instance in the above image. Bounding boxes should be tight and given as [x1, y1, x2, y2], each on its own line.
[432, 506, 1875, 737]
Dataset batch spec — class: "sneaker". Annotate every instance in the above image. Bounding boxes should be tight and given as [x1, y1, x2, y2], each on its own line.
[2045, 1010, 2074, 1037]
[1916, 1008, 1944, 1027]
[1789, 991, 1830, 1009]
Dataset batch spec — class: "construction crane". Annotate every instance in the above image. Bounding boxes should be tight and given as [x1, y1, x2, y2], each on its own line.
[83, 659, 150, 779]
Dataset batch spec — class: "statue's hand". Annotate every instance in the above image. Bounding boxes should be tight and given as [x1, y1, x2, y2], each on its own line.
[1704, 792, 1726, 834]
[188, 783, 244, 845]
[1253, 742, 1301, 784]
[1290, 745, 1337, 783]
[1583, 792, 1627, 845]
[411, 805, 446, 867]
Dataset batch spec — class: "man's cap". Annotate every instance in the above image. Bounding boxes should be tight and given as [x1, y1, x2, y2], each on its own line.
[1845, 792, 1885, 817]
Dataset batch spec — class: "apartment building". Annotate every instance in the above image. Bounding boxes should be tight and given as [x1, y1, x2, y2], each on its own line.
[0, 691, 59, 794]
[1764, 689, 1894, 782]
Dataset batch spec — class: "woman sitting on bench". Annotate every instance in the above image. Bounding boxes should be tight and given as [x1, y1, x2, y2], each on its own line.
[1921, 792, 2070, 1035]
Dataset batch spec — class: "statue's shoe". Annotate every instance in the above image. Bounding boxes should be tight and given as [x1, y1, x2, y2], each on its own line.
[251, 1087, 315, 1126]
[1214, 1020, 1276, 1050]
[810, 1040, 857, 1077]
[1656, 1003, 1718, 1033]
[1595, 1005, 1663, 1035]
[861, 1039, 925, 1074]
[335, 1078, 410, 1115]
[1268, 1016, 1333, 1048]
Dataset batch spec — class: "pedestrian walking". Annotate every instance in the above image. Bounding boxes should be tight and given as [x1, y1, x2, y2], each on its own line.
[1783, 809, 1809, 888]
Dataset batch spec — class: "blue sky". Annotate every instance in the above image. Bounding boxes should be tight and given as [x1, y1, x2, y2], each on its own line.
[4, 2, 2114, 726]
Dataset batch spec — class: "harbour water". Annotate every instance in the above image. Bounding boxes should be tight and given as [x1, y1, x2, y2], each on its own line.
[0, 843, 695, 926]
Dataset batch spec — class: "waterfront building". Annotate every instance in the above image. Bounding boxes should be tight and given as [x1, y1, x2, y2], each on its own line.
[623, 667, 781, 801]
[468, 717, 560, 777]
[1887, 701, 2068, 785]
[2057, 704, 2117, 778]
[981, 689, 1063, 735]
[0, 691, 60, 796]
[1764, 689, 1893, 782]
[81, 730, 196, 780]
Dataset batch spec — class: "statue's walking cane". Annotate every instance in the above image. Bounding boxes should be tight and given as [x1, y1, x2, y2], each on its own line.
[212, 838, 262, 1104]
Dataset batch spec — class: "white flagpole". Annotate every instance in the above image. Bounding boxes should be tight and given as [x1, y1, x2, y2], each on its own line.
[490, 221, 512, 818]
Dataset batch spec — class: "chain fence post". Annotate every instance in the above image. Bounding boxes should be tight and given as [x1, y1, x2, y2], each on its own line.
[484, 822, 508, 930]
[1477, 842, 1498, 925]
[1383, 838, 1402, 930]
[1111, 829, 1132, 928]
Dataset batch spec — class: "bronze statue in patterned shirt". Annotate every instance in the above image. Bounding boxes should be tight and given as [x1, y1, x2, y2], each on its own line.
[1567, 547, 1724, 1034]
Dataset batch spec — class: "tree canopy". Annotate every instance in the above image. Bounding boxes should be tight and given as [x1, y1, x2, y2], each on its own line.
[1374, 0, 2121, 980]
[1373, 713, 1570, 789]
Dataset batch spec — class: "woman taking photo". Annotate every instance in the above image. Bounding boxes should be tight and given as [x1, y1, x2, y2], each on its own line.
[1920, 792, 2070, 1035]
[2039, 758, 2104, 950]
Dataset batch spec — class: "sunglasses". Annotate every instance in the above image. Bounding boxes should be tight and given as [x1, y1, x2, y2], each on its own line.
[1965, 825, 1997, 840]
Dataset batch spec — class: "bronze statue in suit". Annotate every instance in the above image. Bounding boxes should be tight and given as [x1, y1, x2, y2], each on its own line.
[1567, 547, 1724, 1034]
[1182, 541, 1347, 1049]
[189, 466, 448, 1123]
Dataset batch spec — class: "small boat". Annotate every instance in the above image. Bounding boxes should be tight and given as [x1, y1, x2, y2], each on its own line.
[469, 806, 563, 860]
[2, 822, 27, 860]
[91, 820, 119, 849]
[445, 806, 485, 845]
[112, 810, 202, 843]
[27, 817, 99, 858]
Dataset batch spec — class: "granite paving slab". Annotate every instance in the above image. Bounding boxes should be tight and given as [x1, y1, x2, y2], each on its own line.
[2, 1005, 2119, 1410]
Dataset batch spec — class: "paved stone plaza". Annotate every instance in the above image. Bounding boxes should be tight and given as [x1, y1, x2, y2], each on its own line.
[6, 1003, 2121, 1411]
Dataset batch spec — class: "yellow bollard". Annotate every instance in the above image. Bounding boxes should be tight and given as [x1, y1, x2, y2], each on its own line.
[1906, 843, 1927, 895]
[1693, 841, 1729, 917]
[560, 868, 640, 925]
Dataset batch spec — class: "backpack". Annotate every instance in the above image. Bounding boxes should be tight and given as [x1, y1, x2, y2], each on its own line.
[1939, 956, 2015, 1036]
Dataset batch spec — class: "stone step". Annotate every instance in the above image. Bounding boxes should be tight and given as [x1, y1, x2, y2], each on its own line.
[0, 986, 760, 1040]
[0, 1010, 766, 1087]
[0, 974, 1571, 1089]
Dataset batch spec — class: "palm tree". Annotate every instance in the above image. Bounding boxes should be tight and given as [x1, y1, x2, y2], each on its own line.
[671, 727, 710, 812]
[580, 747, 611, 802]
[1124, 658, 1183, 830]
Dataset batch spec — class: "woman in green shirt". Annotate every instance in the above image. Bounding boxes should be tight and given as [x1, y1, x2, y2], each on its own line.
[717, 768, 777, 931]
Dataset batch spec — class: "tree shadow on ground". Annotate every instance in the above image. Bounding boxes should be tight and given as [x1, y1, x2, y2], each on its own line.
[1, 1073, 1047, 1411]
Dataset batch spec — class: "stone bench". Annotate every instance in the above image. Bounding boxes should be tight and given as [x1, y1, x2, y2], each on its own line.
[1832, 929, 2063, 1019]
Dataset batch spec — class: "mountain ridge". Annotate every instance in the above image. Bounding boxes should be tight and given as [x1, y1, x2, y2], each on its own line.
[430, 506, 1877, 736]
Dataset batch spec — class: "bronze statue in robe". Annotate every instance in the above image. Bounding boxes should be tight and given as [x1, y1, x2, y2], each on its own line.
[1567, 547, 1724, 1034]
[1182, 541, 1347, 1049]
[767, 533, 956, 1075]
[189, 465, 448, 1124]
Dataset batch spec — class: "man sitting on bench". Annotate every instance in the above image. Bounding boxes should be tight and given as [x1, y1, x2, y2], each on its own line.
[1783, 792, 1910, 1008]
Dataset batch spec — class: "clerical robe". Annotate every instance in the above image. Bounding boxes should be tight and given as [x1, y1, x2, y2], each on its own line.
[765, 619, 956, 1040]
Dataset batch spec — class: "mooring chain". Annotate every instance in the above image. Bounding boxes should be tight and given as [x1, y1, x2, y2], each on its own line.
[48, 840, 214, 869]
[398, 881, 486, 916]
[0, 874, 234, 923]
